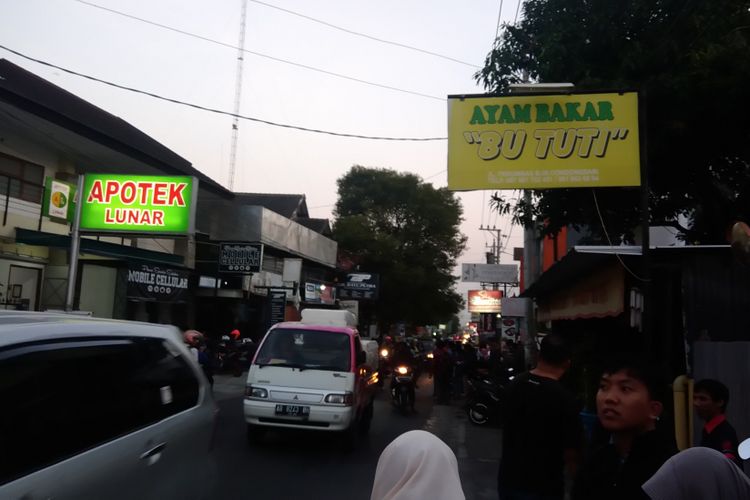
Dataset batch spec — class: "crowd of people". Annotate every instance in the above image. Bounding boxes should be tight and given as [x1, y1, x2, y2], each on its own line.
[370, 333, 748, 500]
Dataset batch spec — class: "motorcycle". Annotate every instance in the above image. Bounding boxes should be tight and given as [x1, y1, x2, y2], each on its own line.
[391, 364, 415, 415]
[465, 372, 507, 426]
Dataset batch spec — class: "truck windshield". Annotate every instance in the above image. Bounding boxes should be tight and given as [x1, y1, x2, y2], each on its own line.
[254, 328, 351, 372]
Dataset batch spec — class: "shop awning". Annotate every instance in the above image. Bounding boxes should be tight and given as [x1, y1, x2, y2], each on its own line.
[16, 228, 184, 267]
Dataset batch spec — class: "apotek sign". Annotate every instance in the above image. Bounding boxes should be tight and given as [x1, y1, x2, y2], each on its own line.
[448, 92, 640, 190]
[80, 174, 195, 234]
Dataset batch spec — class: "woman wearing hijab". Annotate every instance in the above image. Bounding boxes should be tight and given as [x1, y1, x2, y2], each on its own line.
[371, 430, 465, 500]
[642, 447, 750, 500]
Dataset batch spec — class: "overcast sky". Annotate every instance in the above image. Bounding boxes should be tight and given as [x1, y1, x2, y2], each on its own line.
[1, 0, 525, 321]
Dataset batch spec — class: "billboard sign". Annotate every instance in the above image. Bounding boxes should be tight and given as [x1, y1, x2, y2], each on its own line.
[338, 272, 379, 300]
[461, 263, 518, 283]
[467, 289, 503, 314]
[80, 174, 196, 234]
[448, 92, 640, 190]
[127, 264, 189, 302]
[219, 243, 264, 274]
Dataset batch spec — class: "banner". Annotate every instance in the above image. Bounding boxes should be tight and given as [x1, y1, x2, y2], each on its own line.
[219, 243, 263, 273]
[461, 263, 518, 283]
[80, 174, 196, 234]
[127, 264, 189, 302]
[448, 92, 640, 190]
[467, 289, 503, 313]
[42, 177, 76, 222]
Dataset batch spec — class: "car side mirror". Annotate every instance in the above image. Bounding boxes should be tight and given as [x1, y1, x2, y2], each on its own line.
[357, 350, 367, 366]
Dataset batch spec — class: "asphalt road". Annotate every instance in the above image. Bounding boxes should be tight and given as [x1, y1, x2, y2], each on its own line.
[210, 374, 501, 500]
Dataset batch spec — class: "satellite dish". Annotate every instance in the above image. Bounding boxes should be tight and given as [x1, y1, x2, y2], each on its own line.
[730, 221, 750, 264]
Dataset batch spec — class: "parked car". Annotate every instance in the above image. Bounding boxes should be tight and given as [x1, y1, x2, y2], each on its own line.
[244, 309, 376, 449]
[0, 311, 218, 500]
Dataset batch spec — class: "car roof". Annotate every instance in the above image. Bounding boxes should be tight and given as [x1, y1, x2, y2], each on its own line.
[0, 310, 181, 347]
[270, 321, 357, 336]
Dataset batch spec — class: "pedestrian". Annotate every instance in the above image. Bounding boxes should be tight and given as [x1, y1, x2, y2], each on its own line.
[498, 333, 582, 500]
[572, 356, 677, 500]
[693, 378, 742, 467]
[371, 430, 465, 500]
[433, 340, 453, 403]
[642, 447, 750, 500]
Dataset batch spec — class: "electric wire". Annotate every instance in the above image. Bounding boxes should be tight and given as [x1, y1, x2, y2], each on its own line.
[495, 0, 505, 40]
[514, 0, 523, 23]
[247, 0, 480, 68]
[72, 0, 445, 102]
[0, 45, 448, 142]
[592, 189, 650, 282]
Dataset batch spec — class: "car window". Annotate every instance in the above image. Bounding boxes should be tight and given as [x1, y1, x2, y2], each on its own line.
[0, 337, 199, 485]
[255, 328, 351, 371]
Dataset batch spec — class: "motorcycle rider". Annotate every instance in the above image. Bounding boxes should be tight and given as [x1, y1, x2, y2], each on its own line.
[391, 341, 417, 412]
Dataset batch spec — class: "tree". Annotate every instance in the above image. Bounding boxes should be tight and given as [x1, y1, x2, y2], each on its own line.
[476, 0, 750, 243]
[333, 166, 467, 330]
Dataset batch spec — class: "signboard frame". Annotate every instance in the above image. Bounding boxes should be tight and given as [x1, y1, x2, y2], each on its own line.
[126, 263, 190, 302]
[218, 242, 264, 274]
[461, 263, 518, 283]
[467, 289, 503, 314]
[337, 272, 380, 300]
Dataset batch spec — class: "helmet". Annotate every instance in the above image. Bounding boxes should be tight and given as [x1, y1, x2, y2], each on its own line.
[230, 329, 241, 340]
[183, 330, 204, 346]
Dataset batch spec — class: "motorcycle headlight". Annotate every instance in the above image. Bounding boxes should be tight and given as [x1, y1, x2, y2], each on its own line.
[380, 349, 389, 358]
[396, 366, 409, 375]
[426, 352, 434, 359]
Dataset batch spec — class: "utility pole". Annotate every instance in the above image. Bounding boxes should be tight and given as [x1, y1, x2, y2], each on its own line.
[228, 0, 248, 191]
[479, 224, 503, 266]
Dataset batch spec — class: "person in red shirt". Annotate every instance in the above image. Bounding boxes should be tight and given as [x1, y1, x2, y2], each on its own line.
[693, 378, 742, 467]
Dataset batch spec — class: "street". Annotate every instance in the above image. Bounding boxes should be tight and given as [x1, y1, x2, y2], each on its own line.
[211, 374, 501, 500]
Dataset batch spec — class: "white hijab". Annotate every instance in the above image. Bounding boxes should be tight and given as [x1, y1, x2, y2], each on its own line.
[371, 430, 465, 500]
[643, 447, 750, 500]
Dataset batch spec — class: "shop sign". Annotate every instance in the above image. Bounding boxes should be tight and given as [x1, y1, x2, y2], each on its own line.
[337, 272, 379, 300]
[448, 92, 640, 190]
[219, 243, 264, 273]
[269, 288, 287, 326]
[127, 264, 189, 302]
[468, 289, 503, 314]
[461, 263, 518, 283]
[42, 177, 76, 222]
[80, 174, 196, 234]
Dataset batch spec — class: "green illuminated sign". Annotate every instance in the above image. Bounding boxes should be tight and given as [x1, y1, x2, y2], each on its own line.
[80, 174, 195, 234]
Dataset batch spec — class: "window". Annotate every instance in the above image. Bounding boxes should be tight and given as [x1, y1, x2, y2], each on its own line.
[0, 153, 44, 203]
[0, 337, 199, 485]
[255, 328, 352, 372]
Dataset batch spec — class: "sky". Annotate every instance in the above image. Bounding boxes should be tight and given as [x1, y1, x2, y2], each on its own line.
[1, 0, 525, 322]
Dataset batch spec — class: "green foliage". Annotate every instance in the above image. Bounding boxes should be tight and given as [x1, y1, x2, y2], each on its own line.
[476, 0, 750, 243]
[333, 166, 467, 327]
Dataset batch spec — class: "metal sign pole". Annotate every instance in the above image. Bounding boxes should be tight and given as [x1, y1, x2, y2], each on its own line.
[64, 174, 84, 311]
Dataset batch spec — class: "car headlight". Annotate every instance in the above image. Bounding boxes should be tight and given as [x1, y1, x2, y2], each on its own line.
[325, 392, 354, 405]
[396, 366, 409, 375]
[245, 386, 268, 399]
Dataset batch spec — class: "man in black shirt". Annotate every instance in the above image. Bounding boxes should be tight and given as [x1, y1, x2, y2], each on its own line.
[572, 357, 677, 500]
[694, 378, 741, 467]
[498, 334, 582, 500]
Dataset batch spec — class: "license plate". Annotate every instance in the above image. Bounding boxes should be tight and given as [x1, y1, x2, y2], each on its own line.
[275, 404, 310, 417]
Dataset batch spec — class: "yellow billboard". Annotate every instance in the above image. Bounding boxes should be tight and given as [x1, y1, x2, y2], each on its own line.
[447, 92, 640, 190]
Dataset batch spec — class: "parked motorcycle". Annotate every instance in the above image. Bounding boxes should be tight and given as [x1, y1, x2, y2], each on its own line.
[390, 364, 415, 415]
[465, 373, 506, 426]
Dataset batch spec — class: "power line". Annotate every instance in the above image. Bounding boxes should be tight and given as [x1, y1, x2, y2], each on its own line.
[514, 0, 524, 23]
[424, 169, 446, 181]
[495, 0, 505, 40]
[247, 0, 481, 68]
[72, 0, 445, 102]
[0, 45, 448, 142]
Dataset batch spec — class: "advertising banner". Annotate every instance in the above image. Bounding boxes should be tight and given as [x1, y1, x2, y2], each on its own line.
[42, 177, 76, 222]
[338, 272, 379, 300]
[448, 92, 640, 190]
[127, 264, 189, 302]
[461, 263, 518, 283]
[219, 243, 263, 273]
[80, 174, 196, 234]
[468, 289, 503, 313]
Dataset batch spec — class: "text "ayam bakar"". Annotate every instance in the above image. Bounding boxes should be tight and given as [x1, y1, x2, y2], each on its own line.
[87, 179, 188, 226]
